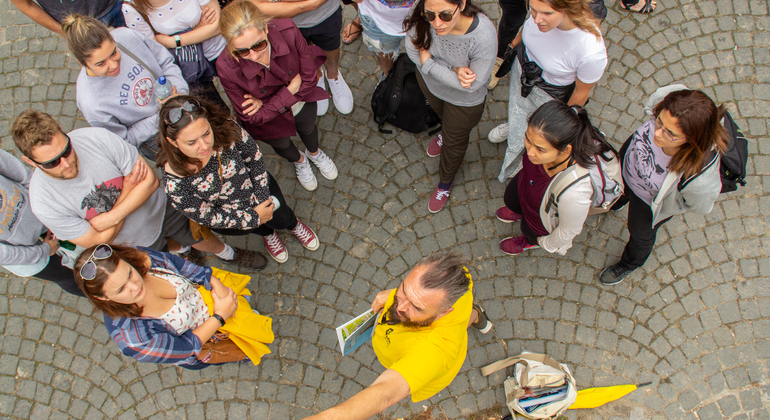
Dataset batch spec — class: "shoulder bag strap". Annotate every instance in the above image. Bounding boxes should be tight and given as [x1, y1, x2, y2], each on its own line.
[481, 356, 525, 377]
[115, 41, 159, 80]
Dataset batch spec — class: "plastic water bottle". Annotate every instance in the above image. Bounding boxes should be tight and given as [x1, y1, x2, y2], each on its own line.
[270, 195, 281, 210]
[154, 76, 172, 101]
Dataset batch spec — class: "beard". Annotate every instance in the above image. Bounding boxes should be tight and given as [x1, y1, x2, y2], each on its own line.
[385, 295, 438, 328]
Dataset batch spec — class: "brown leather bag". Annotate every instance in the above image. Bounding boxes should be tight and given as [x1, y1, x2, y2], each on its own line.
[197, 333, 248, 364]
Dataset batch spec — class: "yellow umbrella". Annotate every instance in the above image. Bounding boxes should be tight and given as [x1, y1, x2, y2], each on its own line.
[569, 382, 652, 409]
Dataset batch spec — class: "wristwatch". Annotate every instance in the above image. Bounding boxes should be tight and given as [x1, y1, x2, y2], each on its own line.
[212, 313, 226, 327]
[174, 35, 182, 49]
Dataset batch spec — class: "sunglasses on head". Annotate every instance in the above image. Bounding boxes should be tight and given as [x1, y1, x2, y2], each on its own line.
[423, 5, 460, 22]
[165, 99, 201, 125]
[233, 38, 269, 58]
[33, 134, 73, 169]
[79, 244, 113, 281]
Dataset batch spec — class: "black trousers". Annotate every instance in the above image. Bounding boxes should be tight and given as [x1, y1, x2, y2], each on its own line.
[613, 136, 673, 269]
[496, 0, 528, 58]
[503, 173, 540, 246]
[211, 173, 297, 238]
[33, 254, 84, 297]
[260, 102, 319, 163]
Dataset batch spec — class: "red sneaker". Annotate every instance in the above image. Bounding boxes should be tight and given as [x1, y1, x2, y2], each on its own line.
[496, 206, 522, 223]
[428, 184, 451, 213]
[264, 232, 288, 263]
[292, 220, 319, 251]
[426, 134, 443, 157]
[500, 236, 540, 255]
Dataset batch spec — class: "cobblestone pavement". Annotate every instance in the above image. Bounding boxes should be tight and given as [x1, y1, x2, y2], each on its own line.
[1, 0, 769, 419]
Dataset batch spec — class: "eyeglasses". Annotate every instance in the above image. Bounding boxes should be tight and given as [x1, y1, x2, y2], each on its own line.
[423, 5, 460, 22]
[165, 99, 201, 125]
[652, 115, 686, 142]
[80, 244, 113, 280]
[33, 134, 73, 169]
[233, 38, 269, 58]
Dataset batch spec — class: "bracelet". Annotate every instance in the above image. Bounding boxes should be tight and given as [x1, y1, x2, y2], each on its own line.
[174, 35, 181, 49]
[212, 313, 226, 327]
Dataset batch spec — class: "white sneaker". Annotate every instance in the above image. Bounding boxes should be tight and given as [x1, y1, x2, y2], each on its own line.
[307, 149, 338, 180]
[325, 69, 354, 115]
[316, 74, 328, 116]
[294, 151, 317, 191]
[488, 123, 509, 144]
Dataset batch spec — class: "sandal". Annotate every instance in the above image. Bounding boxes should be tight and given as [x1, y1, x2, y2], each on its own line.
[619, 0, 656, 13]
[342, 18, 362, 44]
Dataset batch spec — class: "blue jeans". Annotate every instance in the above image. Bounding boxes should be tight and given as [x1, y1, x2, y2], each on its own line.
[359, 14, 403, 57]
[100, 1, 126, 28]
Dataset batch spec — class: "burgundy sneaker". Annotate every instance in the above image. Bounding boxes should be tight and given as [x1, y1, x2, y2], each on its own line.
[264, 232, 288, 263]
[426, 134, 443, 157]
[291, 220, 319, 251]
[428, 184, 451, 213]
[496, 206, 522, 223]
[500, 236, 540, 255]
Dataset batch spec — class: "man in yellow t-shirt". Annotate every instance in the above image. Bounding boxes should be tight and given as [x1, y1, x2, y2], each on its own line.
[304, 252, 493, 420]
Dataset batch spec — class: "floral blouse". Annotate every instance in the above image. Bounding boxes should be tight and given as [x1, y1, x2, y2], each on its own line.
[162, 128, 271, 229]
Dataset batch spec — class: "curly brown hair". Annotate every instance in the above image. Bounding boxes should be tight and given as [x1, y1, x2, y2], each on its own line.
[156, 95, 242, 177]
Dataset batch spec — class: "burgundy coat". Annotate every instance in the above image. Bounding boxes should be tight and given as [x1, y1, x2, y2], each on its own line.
[216, 19, 328, 140]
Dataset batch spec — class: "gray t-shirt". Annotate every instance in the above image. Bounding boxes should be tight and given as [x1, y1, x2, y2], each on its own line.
[291, 0, 339, 28]
[29, 127, 166, 247]
[623, 120, 673, 205]
[0, 150, 48, 266]
[35, 0, 120, 22]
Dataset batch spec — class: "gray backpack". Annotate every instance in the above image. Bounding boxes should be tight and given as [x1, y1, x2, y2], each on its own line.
[545, 152, 623, 216]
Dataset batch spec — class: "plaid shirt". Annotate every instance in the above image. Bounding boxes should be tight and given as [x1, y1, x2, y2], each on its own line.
[103, 248, 213, 369]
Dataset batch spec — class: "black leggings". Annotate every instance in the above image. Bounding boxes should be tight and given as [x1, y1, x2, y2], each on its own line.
[503, 173, 540, 246]
[260, 102, 319, 163]
[33, 254, 84, 297]
[212, 173, 297, 238]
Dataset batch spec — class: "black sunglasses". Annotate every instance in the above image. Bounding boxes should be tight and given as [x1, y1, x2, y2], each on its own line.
[33, 134, 73, 169]
[423, 5, 460, 22]
[79, 244, 113, 281]
[165, 99, 201, 125]
[233, 38, 269, 58]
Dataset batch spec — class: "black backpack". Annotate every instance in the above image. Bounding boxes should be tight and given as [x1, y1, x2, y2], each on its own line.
[371, 53, 441, 134]
[719, 111, 748, 193]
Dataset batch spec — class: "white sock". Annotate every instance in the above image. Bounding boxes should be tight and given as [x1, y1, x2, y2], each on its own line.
[216, 244, 235, 260]
[177, 245, 191, 254]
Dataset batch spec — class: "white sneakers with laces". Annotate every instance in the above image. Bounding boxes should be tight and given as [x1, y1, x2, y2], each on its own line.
[316, 73, 329, 116]
[294, 151, 318, 191]
[324, 68, 354, 115]
[307, 149, 338, 180]
[488, 122, 509, 144]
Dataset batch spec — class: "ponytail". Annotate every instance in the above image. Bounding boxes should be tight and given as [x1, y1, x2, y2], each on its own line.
[527, 101, 615, 168]
[61, 14, 114, 65]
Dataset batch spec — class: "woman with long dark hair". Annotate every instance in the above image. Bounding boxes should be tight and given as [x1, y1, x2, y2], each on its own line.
[497, 100, 618, 255]
[404, 0, 497, 213]
[488, 0, 608, 182]
[600, 87, 728, 285]
[157, 95, 320, 264]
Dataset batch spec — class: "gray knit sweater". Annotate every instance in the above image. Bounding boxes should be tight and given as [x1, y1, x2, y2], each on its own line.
[405, 14, 497, 107]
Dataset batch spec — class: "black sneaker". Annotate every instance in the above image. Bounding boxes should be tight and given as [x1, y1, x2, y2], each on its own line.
[221, 247, 268, 271]
[599, 263, 635, 285]
[471, 304, 493, 334]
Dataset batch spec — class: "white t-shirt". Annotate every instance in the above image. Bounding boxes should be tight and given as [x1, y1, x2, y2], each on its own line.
[122, 0, 227, 61]
[29, 127, 166, 247]
[521, 17, 607, 86]
[358, 0, 414, 36]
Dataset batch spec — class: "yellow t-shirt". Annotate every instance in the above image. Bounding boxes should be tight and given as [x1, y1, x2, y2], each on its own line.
[372, 272, 473, 402]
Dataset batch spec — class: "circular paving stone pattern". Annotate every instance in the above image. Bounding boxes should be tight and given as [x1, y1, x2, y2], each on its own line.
[1, 0, 769, 419]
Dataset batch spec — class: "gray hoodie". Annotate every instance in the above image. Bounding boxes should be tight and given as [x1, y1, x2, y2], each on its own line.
[76, 27, 188, 147]
[0, 150, 49, 267]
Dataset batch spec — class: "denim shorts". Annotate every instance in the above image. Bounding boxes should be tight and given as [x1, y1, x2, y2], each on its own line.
[360, 14, 403, 56]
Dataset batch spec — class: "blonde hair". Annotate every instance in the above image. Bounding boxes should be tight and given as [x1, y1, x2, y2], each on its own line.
[219, 0, 272, 58]
[61, 14, 114, 65]
[538, 0, 602, 40]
